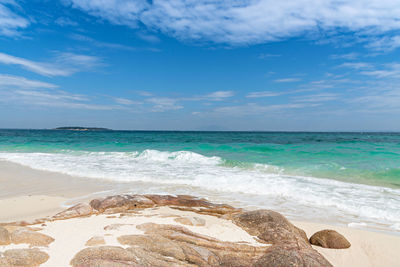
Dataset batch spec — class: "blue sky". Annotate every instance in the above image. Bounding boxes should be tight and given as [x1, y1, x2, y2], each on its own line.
[0, 0, 400, 131]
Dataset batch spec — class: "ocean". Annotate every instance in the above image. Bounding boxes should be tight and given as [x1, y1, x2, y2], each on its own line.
[0, 129, 399, 232]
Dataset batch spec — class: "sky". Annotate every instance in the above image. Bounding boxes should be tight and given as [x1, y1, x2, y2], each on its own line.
[0, 0, 400, 131]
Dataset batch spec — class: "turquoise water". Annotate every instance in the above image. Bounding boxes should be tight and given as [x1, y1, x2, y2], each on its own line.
[1, 130, 399, 188]
[0, 130, 399, 232]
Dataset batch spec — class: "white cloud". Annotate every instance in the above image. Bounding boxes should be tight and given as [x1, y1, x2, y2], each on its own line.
[137, 32, 160, 43]
[0, 73, 121, 110]
[147, 97, 183, 112]
[360, 63, 400, 78]
[367, 36, 400, 52]
[70, 33, 141, 51]
[0, 52, 102, 76]
[350, 86, 400, 112]
[340, 62, 373, 70]
[55, 17, 78, 27]
[14, 89, 88, 102]
[214, 102, 320, 116]
[246, 91, 283, 98]
[274, 78, 301, 83]
[205, 90, 234, 100]
[0, 1, 29, 36]
[66, 0, 400, 47]
[291, 93, 339, 103]
[259, 53, 281, 59]
[0, 85, 118, 110]
[0, 74, 57, 88]
[114, 97, 141, 105]
[330, 53, 359, 60]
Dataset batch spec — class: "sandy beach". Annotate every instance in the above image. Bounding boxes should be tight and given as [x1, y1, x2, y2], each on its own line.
[1, 160, 400, 266]
[1, 190, 400, 266]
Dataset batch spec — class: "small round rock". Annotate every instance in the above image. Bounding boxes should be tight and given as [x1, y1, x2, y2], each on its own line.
[310, 229, 351, 249]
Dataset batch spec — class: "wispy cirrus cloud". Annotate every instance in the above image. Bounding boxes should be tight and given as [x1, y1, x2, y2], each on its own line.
[274, 78, 302, 83]
[360, 63, 400, 78]
[0, 52, 103, 77]
[0, 74, 122, 111]
[291, 93, 339, 103]
[0, 1, 29, 36]
[205, 90, 234, 101]
[340, 62, 373, 70]
[0, 74, 57, 88]
[66, 0, 400, 49]
[55, 17, 78, 27]
[246, 91, 283, 98]
[147, 97, 183, 112]
[366, 35, 400, 52]
[330, 53, 359, 60]
[113, 97, 142, 105]
[214, 102, 321, 116]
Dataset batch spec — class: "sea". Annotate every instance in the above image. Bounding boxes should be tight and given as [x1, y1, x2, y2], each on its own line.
[0, 129, 399, 233]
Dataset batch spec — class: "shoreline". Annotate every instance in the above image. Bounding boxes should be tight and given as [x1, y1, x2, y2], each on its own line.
[1, 160, 399, 236]
[0, 194, 399, 266]
[1, 193, 400, 237]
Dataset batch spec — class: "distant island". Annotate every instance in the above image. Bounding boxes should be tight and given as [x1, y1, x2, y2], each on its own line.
[53, 127, 111, 131]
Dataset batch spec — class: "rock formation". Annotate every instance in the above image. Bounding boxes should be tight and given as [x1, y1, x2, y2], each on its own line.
[310, 229, 351, 249]
[0, 194, 345, 266]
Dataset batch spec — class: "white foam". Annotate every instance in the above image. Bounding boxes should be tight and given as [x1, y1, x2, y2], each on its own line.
[0, 150, 399, 233]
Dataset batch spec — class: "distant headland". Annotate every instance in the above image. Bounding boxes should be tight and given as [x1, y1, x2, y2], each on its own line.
[53, 127, 111, 131]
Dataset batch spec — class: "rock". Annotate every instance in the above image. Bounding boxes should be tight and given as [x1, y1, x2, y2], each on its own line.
[310, 230, 351, 249]
[232, 209, 308, 246]
[2, 248, 49, 266]
[127, 247, 193, 267]
[0, 226, 10, 245]
[232, 210, 333, 267]
[174, 216, 206, 226]
[10, 228, 54, 247]
[145, 194, 212, 207]
[70, 246, 139, 267]
[85, 236, 106, 246]
[254, 246, 333, 267]
[118, 234, 186, 261]
[90, 195, 155, 213]
[134, 222, 269, 266]
[53, 203, 93, 220]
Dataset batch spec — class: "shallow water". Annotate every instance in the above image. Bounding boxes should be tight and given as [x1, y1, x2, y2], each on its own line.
[0, 130, 399, 232]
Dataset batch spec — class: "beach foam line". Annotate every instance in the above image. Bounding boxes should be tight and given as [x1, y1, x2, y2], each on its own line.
[0, 150, 399, 233]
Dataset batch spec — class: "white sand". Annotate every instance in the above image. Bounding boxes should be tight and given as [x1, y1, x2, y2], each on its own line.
[36, 207, 267, 266]
[1, 161, 399, 266]
[0, 160, 114, 200]
[0, 200, 399, 266]
[0, 195, 67, 223]
[294, 221, 400, 267]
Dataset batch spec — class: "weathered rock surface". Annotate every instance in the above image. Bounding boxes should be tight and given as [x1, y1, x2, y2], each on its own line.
[53, 203, 93, 220]
[2, 194, 335, 267]
[232, 209, 308, 245]
[145, 195, 238, 216]
[254, 247, 333, 267]
[0, 226, 10, 245]
[233, 210, 333, 267]
[90, 195, 155, 213]
[10, 228, 54, 247]
[310, 229, 351, 249]
[72, 220, 333, 267]
[0, 248, 49, 267]
[70, 246, 139, 267]
[174, 216, 206, 226]
[85, 236, 106, 246]
[87, 194, 239, 217]
[70, 222, 270, 267]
